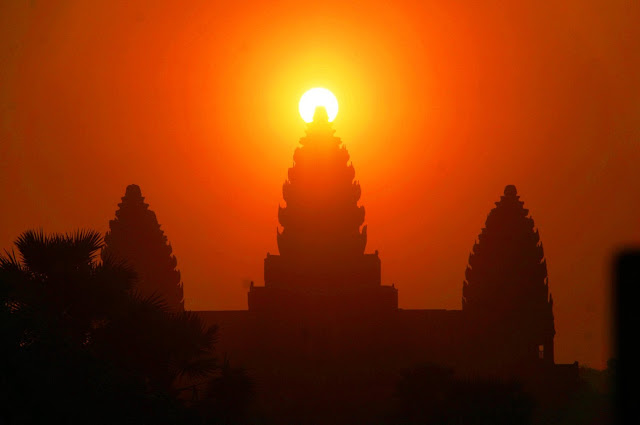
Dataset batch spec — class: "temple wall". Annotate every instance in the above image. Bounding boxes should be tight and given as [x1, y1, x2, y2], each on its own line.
[196, 308, 467, 376]
[194, 305, 576, 423]
[196, 307, 566, 377]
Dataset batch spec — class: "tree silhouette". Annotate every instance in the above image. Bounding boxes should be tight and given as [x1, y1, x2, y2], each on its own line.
[463, 185, 555, 370]
[0, 229, 230, 424]
[0, 229, 133, 350]
[197, 356, 255, 425]
[102, 184, 184, 311]
[392, 363, 533, 425]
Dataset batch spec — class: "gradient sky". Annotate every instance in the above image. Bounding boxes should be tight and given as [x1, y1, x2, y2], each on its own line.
[1, 1, 638, 368]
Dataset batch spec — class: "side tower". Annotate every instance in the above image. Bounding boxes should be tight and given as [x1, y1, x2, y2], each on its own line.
[463, 185, 555, 373]
[249, 107, 397, 313]
[102, 184, 184, 312]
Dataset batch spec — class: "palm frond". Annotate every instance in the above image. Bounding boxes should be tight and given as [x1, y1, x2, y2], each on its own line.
[130, 290, 170, 314]
[170, 310, 218, 351]
[67, 229, 103, 261]
[0, 249, 29, 302]
[0, 249, 24, 276]
[15, 229, 104, 275]
[94, 256, 137, 292]
[174, 357, 218, 380]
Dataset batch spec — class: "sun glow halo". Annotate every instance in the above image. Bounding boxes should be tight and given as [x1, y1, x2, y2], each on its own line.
[299, 88, 338, 123]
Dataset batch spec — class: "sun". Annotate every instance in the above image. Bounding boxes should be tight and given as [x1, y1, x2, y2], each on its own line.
[299, 88, 338, 123]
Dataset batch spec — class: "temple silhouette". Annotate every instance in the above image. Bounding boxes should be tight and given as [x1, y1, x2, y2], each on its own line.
[195, 107, 578, 418]
[249, 107, 397, 315]
[103, 184, 185, 312]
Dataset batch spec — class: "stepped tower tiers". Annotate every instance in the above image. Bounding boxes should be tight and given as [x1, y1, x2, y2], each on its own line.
[102, 185, 184, 312]
[463, 185, 555, 371]
[249, 107, 398, 313]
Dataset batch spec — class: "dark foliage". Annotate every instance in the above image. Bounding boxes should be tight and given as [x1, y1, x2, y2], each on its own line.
[391, 362, 615, 425]
[391, 363, 534, 425]
[196, 357, 255, 425]
[532, 364, 614, 425]
[0, 229, 250, 425]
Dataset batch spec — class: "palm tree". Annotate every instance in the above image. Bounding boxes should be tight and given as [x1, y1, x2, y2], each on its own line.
[92, 293, 219, 393]
[0, 229, 222, 424]
[1, 229, 133, 349]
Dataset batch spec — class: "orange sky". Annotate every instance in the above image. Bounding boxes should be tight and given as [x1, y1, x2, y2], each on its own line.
[1, 1, 639, 369]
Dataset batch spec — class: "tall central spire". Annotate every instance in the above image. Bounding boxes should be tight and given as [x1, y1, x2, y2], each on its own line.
[277, 106, 367, 259]
[248, 107, 397, 312]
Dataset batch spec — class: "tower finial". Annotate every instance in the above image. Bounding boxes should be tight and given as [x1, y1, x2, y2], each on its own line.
[312, 106, 329, 123]
[125, 184, 142, 198]
[504, 185, 517, 197]
[122, 184, 145, 203]
[302, 106, 335, 140]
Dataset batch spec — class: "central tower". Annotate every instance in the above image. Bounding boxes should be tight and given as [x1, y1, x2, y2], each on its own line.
[248, 107, 397, 313]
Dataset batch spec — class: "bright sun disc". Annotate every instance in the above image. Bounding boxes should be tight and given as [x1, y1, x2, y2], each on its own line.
[299, 88, 338, 123]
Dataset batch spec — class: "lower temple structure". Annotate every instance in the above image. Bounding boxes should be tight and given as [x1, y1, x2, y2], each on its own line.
[196, 108, 578, 420]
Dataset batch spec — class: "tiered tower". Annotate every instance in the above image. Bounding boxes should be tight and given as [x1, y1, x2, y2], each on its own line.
[248, 107, 397, 313]
[102, 185, 184, 312]
[463, 185, 555, 371]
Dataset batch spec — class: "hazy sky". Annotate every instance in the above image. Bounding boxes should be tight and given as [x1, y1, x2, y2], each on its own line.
[1, 1, 638, 368]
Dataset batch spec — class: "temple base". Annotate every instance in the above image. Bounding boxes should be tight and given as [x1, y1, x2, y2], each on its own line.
[249, 252, 398, 314]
